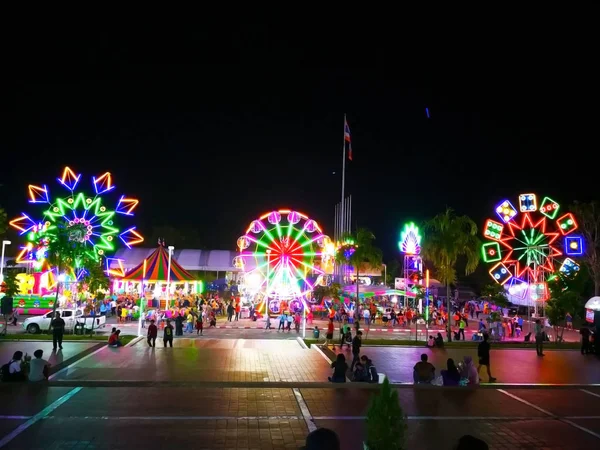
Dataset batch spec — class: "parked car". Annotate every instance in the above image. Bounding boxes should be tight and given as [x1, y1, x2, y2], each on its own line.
[22, 308, 106, 334]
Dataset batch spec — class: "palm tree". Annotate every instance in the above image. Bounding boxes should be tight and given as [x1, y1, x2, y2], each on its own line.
[335, 228, 383, 318]
[421, 208, 480, 341]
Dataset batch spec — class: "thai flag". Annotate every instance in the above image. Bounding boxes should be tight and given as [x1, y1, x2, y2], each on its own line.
[344, 118, 353, 161]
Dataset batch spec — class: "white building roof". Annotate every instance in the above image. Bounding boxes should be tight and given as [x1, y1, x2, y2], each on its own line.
[111, 248, 241, 272]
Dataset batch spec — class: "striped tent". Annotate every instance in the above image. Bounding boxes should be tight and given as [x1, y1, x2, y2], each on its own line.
[121, 245, 196, 282]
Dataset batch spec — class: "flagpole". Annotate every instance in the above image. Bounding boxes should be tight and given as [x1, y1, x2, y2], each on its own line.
[341, 113, 346, 237]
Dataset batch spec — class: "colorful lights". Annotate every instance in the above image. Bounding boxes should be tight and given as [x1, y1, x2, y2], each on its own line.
[92, 172, 115, 195]
[556, 213, 578, 235]
[115, 196, 139, 216]
[564, 235, 583, 256]
[481, 242, 502, 263]
[237, 209, 325, 314]
[399, 222, 422, 255]
[483, 219, 504, 241]
[495, 200, 518, 223]
[518, 193, 537, 212]
[559, 258, 580, 275]
[482, 193, 584, 303]
[489, 262, 512, 285]
[9, 166, 143, 292]
[539, 196, 560, 219]
[57, 167, 81, 191]
[28, 185, 50, 204]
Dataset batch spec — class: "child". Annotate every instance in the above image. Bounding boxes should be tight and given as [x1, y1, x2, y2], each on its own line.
[427, 335, 435, 347]
[195, 315, 203, 336]
[29, 349, 50, 382]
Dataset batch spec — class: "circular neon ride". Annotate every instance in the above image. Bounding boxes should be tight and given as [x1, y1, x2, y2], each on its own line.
[9, 167, 144, 296]
[235, 209, 327, 315]
[481, 194, 583, 304]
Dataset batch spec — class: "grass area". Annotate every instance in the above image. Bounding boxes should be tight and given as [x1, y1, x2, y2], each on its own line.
[0, 334, 136, 345]
[303, 338, 580, 350]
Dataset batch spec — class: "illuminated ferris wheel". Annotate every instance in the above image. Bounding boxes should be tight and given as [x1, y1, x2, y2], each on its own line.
[234, 209, 327, 312]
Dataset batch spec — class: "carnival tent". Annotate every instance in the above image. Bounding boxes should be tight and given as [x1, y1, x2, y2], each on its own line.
[122, 245, 196, 282]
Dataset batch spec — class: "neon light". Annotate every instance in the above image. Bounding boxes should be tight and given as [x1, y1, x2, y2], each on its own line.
[119, 227, 144, 248]
[560, 258, 580, 275]
[483, 219, 503, 241]
[564, 235, 583, 256]
[399, 222, 422, 255]
[10, 167, 143, 295]
[507, 277, 528, 299]
[518, 193, 537, 212]
[92, 172, 115, 195]
[482, 242, 502, 263]
[237, 208, 324, 312]
[27, 185, 49, 204]
[539, 196, 560, 219]
[56, 167, 81, 191]
[495, 199, 518, 223]
[556, 213, 578, 235]
[105, 258, 126, 277]
[489, 262, 512, 285]
[115, 196, 139, 216]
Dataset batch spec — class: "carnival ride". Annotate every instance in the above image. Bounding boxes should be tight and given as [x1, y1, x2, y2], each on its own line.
[481, 194, 584, 309]
[8, 166, 143, 312]
[234, 209, 333, 315]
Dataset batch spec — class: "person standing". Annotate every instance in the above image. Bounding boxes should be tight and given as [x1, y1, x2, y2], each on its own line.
[163, 319, 174, 347]
[476, 333, 496, 382]
[458, 318, 466, 341]
[326, 318, 334, 347]
[350, 331, 362, 371]
[534, 319, 545, 356]
[195, 314, 203, 336]
[265, 314, 272, 330]
[227, 302, 234, 322]
[580, 326, 591, 355]
[51, 312, 65, 350]
[147, 319, 157, 347]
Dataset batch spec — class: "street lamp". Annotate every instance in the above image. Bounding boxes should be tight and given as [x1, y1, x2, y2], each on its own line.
[265, 249, 271, 303]
[382, 263, 387, 287]
[166, 246, 174, 309]
[0, 240, 12, 284]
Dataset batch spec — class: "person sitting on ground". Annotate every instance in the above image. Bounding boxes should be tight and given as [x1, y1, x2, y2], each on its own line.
[29, 349, 50, 382]
[1, 351, 27, 382]
[427, 335, 435, 347]
[360, 355, 378, 383]
[301, 427, 341, 450]
[441, 358, 461, 386]
[108, 330, 123, 347]
[460, 355, 479, 385]
[328, 353, 348, 383]
[413, 353, 435, 384]
[351, 362, 368, 382]
[435, 332, 444, 348]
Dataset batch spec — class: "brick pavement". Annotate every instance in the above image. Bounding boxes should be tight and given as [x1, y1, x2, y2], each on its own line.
[2, 387, 600, 449]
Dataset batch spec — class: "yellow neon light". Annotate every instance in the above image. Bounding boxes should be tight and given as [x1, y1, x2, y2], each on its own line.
[60, 167, 80, 185]
[118, 197, 139, 215]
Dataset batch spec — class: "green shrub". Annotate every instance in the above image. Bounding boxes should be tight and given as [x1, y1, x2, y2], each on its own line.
[365, 377, 406, 450]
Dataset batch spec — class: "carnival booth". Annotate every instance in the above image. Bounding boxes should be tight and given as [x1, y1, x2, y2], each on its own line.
[117, 245, 198, 308]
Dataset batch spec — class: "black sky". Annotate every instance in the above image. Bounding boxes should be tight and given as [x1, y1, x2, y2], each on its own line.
[4, 26, 597, 262]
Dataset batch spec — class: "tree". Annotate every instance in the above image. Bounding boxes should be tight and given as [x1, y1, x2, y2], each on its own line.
[83, 260, 110, 293]
[421, 208, 480, 341]
[1, 270, 18, 335]
[571, 201, 600, 295]
[365, 377, 406, 450]
[546, 273, 583, 344]
[480, 283, 509, 307]
[335, 228, 382, 315]
[46, 222, 100, 317]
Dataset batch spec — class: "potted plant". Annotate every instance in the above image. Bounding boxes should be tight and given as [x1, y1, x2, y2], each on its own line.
[364, 378, 406, 450]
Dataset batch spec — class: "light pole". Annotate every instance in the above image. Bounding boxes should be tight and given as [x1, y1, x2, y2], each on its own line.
[0, 240, 12, 284]
[265, 249, 271, 313]
[382, 263, 387, 287]
[166, 246, 174, 309]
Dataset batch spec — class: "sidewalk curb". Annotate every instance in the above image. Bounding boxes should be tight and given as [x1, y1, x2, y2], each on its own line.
[126, 336, 144, 347]
[296, 337, 309, 349]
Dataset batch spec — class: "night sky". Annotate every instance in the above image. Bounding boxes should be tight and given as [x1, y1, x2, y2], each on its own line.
[4, 29, 596, 267]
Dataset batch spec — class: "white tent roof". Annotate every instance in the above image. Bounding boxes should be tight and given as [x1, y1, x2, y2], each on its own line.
[585, 296, 600, 311]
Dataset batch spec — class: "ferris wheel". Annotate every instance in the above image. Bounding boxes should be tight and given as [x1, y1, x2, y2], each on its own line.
[481, 194, 583, 304]
[234, 209, 328, 313]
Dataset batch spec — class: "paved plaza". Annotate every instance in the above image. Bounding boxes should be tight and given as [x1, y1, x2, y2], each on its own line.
[1, 339, 600, 449]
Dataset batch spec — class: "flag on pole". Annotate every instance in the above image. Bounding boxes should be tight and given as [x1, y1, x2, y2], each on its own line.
[344, 117, 352, 161]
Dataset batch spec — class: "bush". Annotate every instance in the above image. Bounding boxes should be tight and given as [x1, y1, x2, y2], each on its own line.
[365, 377, 406, 450]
